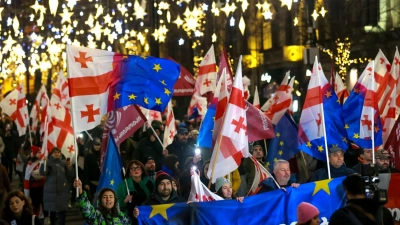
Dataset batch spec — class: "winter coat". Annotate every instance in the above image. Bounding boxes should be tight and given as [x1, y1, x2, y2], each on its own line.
[310, 164, 355, 181]
[142, 188, 186, 206]
[166, 140, 195, 171]
[0, 164, 10, 195]
[39, 156, 73, 212]
[77, 191, 131, 225]
[133, 137, 163, 171]
[115, 177, 154, 217]
[329, 198, 394, 225]
[225, 169, 241, 195]
[243, 157, 267, 193]
[83, 150, 101, 186]
[257, 174, 297, 193]
[3, 211, 41, 225]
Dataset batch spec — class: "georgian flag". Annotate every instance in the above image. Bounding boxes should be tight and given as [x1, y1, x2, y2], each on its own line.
[188, 172, 223, 202]
[0, 84, 28, 136]
[53, 70, 71, 109]
[373, 50, 392, 115]
[330, 72, 349, 104]
[253, 86, 260, 109]
[196, 45, 217, 95]
[163, 101, 177, 149]
[207, 56, 250, 183]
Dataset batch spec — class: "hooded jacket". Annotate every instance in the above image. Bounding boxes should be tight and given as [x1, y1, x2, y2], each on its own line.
[329, 198, 394, 225]
[77, 191, 131, 225]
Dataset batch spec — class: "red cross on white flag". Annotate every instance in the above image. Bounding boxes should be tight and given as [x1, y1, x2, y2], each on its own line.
[163, 101, 177, 149]
[207, 56, 250, 183]
[188, 172, 223, 202]
[0, 84, 29, 136]
[195, 45, 217, 95]
[53, 70, 71, 109]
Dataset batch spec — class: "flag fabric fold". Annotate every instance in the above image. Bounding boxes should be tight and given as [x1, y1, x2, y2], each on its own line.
[207, 56, 249, 183]
[0, 84, 29, 136]
[253, 86, 260, 109]
[384, 116, 400, 170]
[163, 101, 177, 149]
[97, 133, 124, 192]
[53, 70, 71, 108]
[188, 172, 223, 202]
[30, 85, 47, 133]
[330, 72, 349, 104]
[196, 45, 217, 95]
[170, 58, 196, 96]
[267, 113, 299, 171]
[298, 59, 348, 161]
[248, 156, 273, 196]
[343, 61, 383, 148]
[67, 45, 180, 133]
[246, 102, 275, 142]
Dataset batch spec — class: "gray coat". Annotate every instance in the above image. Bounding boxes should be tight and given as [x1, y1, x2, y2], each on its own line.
[39, 156, 73, 212]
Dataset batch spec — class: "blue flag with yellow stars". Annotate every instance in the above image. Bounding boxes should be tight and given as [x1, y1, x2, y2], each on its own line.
[197, 103, 216, 149]
[137, 177, 346, 224]
[267, 113, 299, 171]
[111, 55, 180, 112]
[96, 133, 123, 193]
[298, 80, 349, 162]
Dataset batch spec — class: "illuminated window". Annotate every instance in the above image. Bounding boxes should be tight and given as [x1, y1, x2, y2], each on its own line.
[263, 21, 272, 50]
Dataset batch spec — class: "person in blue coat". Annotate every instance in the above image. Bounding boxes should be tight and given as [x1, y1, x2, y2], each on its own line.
[310, 146, 355, 181]
[257, 159, 300, 193]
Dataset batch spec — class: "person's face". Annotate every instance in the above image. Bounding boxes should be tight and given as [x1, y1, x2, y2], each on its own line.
[52, 150, 61, 159]
[310, 215, 321, 225]
[145, 160, 156, 172]
[158, 179, 172, 198]
[192, 133, 198, 141]
[9, 196, 25, 215]
[274, 163, 290, 185]
[101, 191, 115, 210]
[171, 180, 177, 191]
[361, 149, 373, 163]
[204, 163, 210, 179]
[376, 157, 390, 169]
[154, 129, 161, 137]
[177, 133, 188, 143]
[93, 144, 101, 151]
[130, 164, 143, 178]
[252, 146, 264, 160]
[221, 183, 232, 198]
[329, 151, 344, 168]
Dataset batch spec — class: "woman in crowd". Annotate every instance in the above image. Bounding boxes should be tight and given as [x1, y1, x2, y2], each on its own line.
[200, 160, 215, 192]
[40, 147, 73, 225]
[74, 179, 131, 225]
[24, 146, 46, 217]
[296, 202, 320, 225]
[215, 177, 244, 203]
[116, 160, 154, 220]
[16, 133, 37, 187]
[83, 137, 102, 201]
[1, 191, 41, 225]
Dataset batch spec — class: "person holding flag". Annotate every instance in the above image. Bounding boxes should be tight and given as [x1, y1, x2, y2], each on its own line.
[73, 179, 131, 225]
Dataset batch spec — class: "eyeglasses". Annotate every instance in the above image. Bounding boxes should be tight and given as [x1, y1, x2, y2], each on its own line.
[130, 167, 142, 171]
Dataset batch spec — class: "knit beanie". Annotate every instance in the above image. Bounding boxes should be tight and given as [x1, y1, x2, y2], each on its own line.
[155, 171, 172, 188]
[297, 202, 319, 224]
[215, 177, 231, 192]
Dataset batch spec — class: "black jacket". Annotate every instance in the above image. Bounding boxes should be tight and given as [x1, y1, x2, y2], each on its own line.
[134, 136, 163, 171]
[83, 150, 101, 186]
[329, 198, 394, 225]
[142, 189, 186, 206]
[310, 164, 355, 181]
[4, 213, 42, 225]
[166, 140, 195, 171]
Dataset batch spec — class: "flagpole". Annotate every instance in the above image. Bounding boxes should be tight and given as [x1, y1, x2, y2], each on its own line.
[316, 60, 331, 180]
[66, 45, 81, 197]
[300, 152, 309, 180]
[27, 123, 33, 146]
[371, 60, 376, 164]
[208, 133, 222, 189]
[148, 122, 164, 148]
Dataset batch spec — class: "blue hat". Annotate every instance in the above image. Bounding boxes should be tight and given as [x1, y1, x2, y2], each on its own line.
[177, 127, 189, 135]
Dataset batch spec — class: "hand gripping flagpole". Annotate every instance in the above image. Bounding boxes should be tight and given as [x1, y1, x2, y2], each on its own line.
[316, 58, 331, 180]
[371, 61, 376, 165]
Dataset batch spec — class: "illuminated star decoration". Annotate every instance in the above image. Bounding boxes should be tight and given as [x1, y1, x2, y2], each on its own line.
[320, 7, 327, 17]
[312, 9, 319, 21]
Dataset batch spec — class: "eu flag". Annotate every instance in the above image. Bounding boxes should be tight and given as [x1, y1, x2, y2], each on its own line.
[137, 177, 346, 224]
[267, 113, 299, 171]
[112, 55, 180, 112]
[197, 104, 216, 149]
[96, 133, 124, 192]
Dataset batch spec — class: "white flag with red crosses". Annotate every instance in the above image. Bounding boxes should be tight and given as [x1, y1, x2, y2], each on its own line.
[163, 101, 177, 149]
[373, 50, 392, 115]
[0, 84, 29, 136]
[188, 172, 223, 202]
[196, 45, 217, 95]
[208, 56, 250, 183]
[53, 70, 71, 109]
[46, 96, 76, 160]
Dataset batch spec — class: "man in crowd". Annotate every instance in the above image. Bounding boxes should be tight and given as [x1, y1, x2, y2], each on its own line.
[142, 171, 185, 205]
[375, 149, 400, 173]
[310, 147, 355, 181]
[329, 174, 394, 225]
[142, 156, 157, 181]
[257, 159, 300, 193]
[133, 125, 163, 171]
[165, 127, 195, 171]
[243, 145, 267, 192]
[352, 148, 373, 174]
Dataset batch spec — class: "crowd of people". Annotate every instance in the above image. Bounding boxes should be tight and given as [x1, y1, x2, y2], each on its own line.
[0, 111, 397, 225]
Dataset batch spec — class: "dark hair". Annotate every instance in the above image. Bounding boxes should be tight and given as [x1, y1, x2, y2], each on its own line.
[1, 191, 34, 221]
[125, 160, 148, 179]
[216, 185, 237, 200]
[162, 154, 180, 177]
[97, 188, 119, 218]
[342, 174, 365, 195]
[51, 147, 61, 154]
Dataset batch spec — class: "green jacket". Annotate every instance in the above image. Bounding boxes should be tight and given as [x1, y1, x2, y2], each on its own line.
[243, 157, 268, 193]
[116, 177, 154, 213]
[77, 191, 131, 225]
